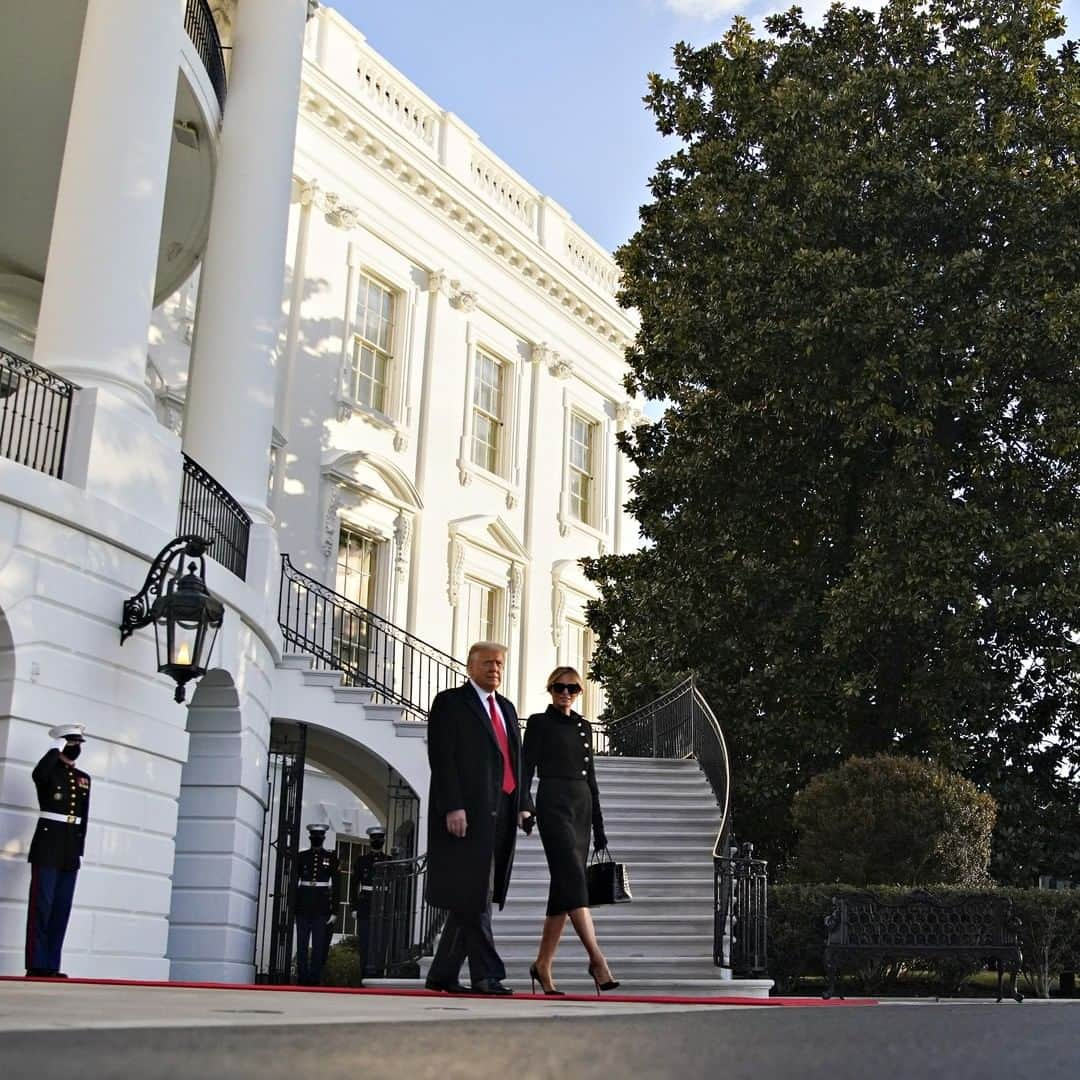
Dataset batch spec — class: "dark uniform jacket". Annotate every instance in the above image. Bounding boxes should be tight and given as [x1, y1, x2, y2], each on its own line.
[425, 682, 529, 914]
[351, 849, 390, 918]
[522, 706, 606, 839]
[28, 749, 90, 871]
[294, 847, 338, 918]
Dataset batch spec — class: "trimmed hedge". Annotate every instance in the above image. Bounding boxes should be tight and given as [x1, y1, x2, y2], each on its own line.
[791, 755, 997, 887]
[322, 936, 363, 987]
[769, 884, 1080, 997]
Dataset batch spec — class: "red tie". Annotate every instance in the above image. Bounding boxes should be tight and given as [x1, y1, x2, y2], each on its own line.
[488, 694, 516, 795]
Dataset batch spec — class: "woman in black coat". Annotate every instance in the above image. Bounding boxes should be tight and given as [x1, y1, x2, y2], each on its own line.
[522, 666, 619, 994]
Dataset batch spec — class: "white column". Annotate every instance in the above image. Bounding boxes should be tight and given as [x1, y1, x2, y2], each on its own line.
[33, 0, 184, 523]
[184, 0, 309, 531]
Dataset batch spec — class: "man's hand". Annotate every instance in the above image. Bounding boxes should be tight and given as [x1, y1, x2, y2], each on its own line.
[326, 914, 336, 926]
[518, 810, 533, 831]
[446, 809, 467, 837]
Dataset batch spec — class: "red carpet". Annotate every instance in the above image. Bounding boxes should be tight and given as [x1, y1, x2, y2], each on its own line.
[0, 974, 874, 1006]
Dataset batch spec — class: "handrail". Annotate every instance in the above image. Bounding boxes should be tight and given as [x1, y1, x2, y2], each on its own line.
[604, 676, 732, 857]
[0, 348, 78, 480]
[178, 453, 251, 580]
[279, 554, 466, 717]
[184, 0, 227, 112]
[368, 852, 448, 976]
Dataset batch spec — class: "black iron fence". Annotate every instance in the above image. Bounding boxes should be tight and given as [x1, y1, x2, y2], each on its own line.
[178, 453, 251, 581]
[715, 843, 769, 977]
[184, 0, 227, 111]
[368, 853, 448, 977]
[603, 676, 731, 847]
[279, 554, 466, 717]
[0, 349, 77, 480]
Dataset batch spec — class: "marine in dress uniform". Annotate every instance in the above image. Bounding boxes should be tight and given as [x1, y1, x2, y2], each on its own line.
[293, 823, 339, 986]
[25, 724, 90, 978]
[351, 825, 390, 982]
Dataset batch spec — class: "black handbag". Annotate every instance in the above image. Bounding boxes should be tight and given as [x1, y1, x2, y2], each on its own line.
[586, 848, 632, 907]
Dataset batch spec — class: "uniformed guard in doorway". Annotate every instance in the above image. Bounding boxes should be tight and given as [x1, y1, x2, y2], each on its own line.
[351, 824, 390, 982]
[294, 823, 338, 986]
[25, 724, 91, 978]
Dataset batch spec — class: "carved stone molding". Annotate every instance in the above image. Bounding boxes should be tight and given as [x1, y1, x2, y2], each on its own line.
[320, 192, 360, 230]
[450, 282, 478, 312]
[505, 489, 517, 511]
[615, 400, 648, 430]
[448, 538, 466, 606]
[548, 356, 574, 380]
[298, 84, 635, 351]
[531, 342, 556, 367]
[551, 585, 566, 648]
[427, 268, 449, 295]
[508, 564, 524, 626]
[322, 487, 345, 558]
[393, 512, 412, 581]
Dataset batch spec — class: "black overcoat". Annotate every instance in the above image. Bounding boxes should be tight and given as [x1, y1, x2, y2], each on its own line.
[425, 683, 530, 913]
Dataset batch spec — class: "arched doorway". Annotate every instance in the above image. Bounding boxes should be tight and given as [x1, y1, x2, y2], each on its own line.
[253, 718, 423, 983]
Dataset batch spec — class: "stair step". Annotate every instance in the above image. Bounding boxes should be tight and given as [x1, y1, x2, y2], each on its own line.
[496, 933, 711, 950]
[279, 653, 315, 671]
[300, 669, 344, 689]
[331, 685, 374, 704]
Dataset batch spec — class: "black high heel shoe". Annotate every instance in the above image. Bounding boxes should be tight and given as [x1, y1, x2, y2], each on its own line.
[529, 963, 565, 996]
[588, 962, 620, 994]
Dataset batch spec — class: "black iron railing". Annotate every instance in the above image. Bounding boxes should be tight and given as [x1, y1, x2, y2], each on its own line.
[715, 843, 769, 977]
[604, 677, 769, 974]
[604, 676, 732, 850]
[368, 853, 448, 976]
[0, 349, 77, 480]
[279, 554, 466, 717]
[178, 453, 251, 580]
[184, 0, 227, 111]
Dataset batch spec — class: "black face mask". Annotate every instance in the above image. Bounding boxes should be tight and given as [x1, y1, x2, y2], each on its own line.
[310, 835, 325, 848]
[63, 743, 81, 762]
[370, 838, 385, 851]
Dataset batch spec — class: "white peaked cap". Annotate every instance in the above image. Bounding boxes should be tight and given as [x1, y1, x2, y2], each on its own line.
[48, 724, 86, 742]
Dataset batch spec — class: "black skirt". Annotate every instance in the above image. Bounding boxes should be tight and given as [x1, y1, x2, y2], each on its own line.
[536, 777, 592, 916]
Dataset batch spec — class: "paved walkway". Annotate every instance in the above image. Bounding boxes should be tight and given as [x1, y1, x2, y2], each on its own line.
[2, 981, 1077, 1080]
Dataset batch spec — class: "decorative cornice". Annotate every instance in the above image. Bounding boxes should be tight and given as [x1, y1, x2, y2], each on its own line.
[297, 79, 636, 352]
[548, 356, 574, 380]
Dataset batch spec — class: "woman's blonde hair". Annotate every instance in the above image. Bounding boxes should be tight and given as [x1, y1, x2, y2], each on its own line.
[545, 666, 584, 692]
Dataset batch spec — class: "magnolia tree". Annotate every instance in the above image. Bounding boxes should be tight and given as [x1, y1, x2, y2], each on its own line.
[585, 0, 1080, 880]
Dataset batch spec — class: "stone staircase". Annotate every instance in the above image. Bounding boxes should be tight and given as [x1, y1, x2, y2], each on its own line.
[492, 755, 772, 997]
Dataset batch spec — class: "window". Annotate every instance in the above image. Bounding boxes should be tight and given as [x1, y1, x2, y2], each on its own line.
[462, 577, 498, 645]
[348, 274, 395, 412]
[568, 414, 596, 524]
[470, 351, 504, 473]
[334, 527, 380, 674]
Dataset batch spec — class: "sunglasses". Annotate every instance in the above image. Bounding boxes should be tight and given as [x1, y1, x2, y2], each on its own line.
[550, 682, 582, 695]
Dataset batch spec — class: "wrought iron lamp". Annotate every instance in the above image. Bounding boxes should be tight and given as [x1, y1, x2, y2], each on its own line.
[120, 535, 225, 702]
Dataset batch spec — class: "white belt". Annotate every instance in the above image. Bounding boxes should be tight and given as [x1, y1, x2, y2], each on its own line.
[298, 880, 331, 887]
[40, 812, 82, 825]
[359, 885, 373, 892]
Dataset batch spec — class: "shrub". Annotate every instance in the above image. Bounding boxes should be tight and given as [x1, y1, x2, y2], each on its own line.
[321, 936, 362, 987]
[790, 754, 996, 887]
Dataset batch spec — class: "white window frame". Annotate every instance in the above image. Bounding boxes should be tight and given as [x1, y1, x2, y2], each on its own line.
[337, 243, 418, 440]
[558, 388, 611, 543]
[457, 323, 524, 503]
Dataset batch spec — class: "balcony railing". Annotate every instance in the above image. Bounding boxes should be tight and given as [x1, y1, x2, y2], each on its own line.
[0, 349, 77, 480]
[184, 0, 227, 112]
[178, 453, 251, 580]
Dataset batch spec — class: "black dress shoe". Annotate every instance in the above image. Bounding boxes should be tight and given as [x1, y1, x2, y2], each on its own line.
[471, 979, 513, 995]
[424, 977, 470, 994]
[25, 969, 50, 977]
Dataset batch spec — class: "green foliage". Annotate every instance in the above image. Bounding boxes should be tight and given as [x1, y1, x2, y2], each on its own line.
[321, 936, 362, 987]
[791, 754, 996, 886]
[769, 884, 1080, 996]
[584, 0, 1080, 880]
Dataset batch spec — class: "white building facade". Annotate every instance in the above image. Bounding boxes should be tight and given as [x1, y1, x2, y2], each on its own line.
[0, 1, 640, 983]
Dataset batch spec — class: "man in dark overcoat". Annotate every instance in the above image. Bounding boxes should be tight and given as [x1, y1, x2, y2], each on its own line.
[25, 724, 91, 977]
[424, 641, 533, 994]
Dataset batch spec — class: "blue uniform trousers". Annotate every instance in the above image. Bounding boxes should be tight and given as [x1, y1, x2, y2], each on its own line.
[295, 916, 329, 985]
[26, 864, 78, 973]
